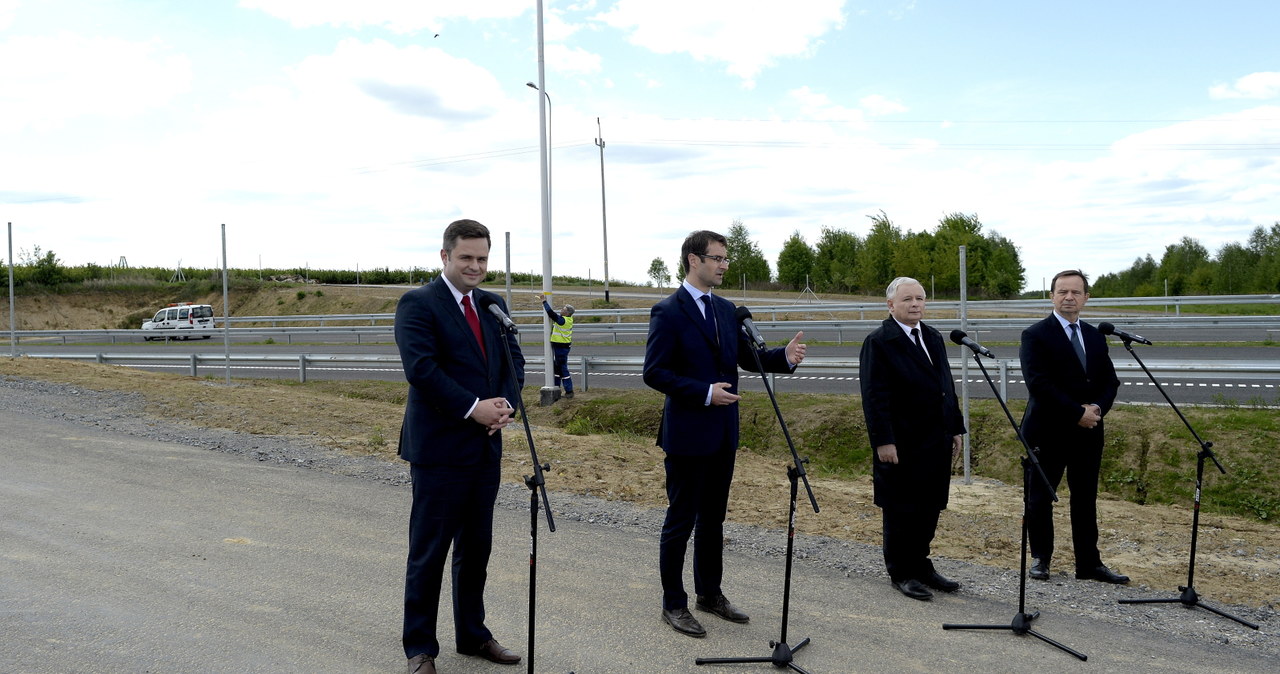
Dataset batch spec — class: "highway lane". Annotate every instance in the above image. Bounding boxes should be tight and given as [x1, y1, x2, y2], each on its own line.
[15, 340, 1279, 406]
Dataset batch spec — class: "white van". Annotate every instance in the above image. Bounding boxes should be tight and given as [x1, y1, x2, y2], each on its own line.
[142, 303, 216, 340]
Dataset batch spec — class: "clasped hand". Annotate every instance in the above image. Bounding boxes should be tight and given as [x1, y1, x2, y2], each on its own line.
[473, 397, 516, 435]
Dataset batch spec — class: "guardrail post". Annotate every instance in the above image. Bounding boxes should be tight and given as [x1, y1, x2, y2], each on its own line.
[96, 353, 105, 364]
[580, 356, 589, 392]
[356, 332, 362, 345]
[299, 354, 308, 383]
[190, 353, 198, 377]
[999, 359, 1008, 401]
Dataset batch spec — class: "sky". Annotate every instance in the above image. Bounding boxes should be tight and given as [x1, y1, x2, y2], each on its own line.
[2, 0, 1278, 293]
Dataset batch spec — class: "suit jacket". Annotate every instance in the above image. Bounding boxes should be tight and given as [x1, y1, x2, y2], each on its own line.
[1019, 314, 1119, 451]
[394, 278, 524, 466]
[642, 286, 793, 457]
[859, 318, 966, 510]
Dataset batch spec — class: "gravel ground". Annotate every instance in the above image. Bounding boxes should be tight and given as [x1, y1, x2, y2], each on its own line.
[3, 374, 1275, 660]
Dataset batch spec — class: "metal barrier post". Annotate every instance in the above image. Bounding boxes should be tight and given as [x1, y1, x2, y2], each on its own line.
[299, 354, 307, 383]
[580, 356, 589, 392]
[190, 353, 198, 377]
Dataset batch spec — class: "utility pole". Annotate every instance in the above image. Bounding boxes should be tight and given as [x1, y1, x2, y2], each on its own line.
[595, 117, 610, 303]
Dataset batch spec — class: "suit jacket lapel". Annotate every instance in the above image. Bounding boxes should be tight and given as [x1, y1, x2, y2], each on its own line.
[435, 280, 486, 363]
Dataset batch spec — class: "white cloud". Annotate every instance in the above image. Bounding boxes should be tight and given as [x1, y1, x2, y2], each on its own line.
[593, 0, 846, 85]
[0, 32, 191, 130]
[1209, 72, 1280, 100]
[859, 93, 907, 116]
[0, 0, 18, 29]
[240, 0, 530, 34]
[546, 43, 602, 75]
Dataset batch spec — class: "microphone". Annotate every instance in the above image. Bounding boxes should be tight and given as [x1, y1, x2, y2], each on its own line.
[734, 306, 767, 348]
[950, 329, 995, 358]
[477, 294, 519, 334]
[1098, 322, 1152, 345]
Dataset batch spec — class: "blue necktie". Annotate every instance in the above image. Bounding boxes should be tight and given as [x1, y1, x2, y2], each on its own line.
[700, 295, 717, 342]
[1069, 323, 1086, 369]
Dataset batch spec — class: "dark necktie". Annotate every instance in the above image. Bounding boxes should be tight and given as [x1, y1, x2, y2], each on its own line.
[461, 294, 485, 358]
[1069, 322, 1086, 369]
[911, 327, 930, 363]
[700, 295, 717, 342]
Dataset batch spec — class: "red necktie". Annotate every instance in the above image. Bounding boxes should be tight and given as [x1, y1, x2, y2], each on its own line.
[461, 295, 485, 358]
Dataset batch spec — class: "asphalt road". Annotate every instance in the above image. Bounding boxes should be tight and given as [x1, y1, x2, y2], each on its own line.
[16, 337, 1278, 406]
[2, 409, 1276, 673]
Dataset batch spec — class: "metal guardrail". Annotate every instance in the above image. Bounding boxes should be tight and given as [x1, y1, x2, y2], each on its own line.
[19, 352, 1280, 392]
[9, 310, 1279, 347]
[210, 293, 1280, 325]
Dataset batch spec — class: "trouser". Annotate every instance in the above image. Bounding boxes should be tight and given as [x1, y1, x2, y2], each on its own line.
[1026, 443, 1103, 571]
[551, 343, 573, 392]
[659, 447, 737, 610]
[881, 507, 942, 582]
[403, 460, 500, 658]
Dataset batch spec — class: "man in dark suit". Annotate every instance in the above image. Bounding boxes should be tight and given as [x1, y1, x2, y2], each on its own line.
[859, 277, 966, 601]
[642, 229, 806, 638]
[1020, 269, 1128, 585]
[395, 219, 524, 674]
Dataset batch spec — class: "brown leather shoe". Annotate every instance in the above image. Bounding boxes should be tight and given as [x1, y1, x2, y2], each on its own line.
[662, 607, 707, 637]
[696, 593, 750, 623]
[407, 653, 435, 674]
[461, 638, 521, 665]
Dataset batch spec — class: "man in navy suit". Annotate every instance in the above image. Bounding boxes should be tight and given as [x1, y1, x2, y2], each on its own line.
[1020, 269, 1128, 585]
[859, 277, 966, 601]
[395, 219, 524, 674]
[642, 229, 807, 638]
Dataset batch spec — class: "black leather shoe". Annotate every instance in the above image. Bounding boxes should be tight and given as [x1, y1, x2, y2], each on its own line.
[662, 607, 707, 637]
[696, 594, 750, 623]
[1029, 558, 1050, 581]
[407, 653, 436, 674]
[918, 570, 960, 592]
[892, 578, 933, 600]
[1076, 564, 1130, 584]
[459, 638, 521, 665]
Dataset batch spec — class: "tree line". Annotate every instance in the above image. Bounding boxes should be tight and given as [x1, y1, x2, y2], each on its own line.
[1092, 224, 1280, 296]
[648, 212, 1026, 299]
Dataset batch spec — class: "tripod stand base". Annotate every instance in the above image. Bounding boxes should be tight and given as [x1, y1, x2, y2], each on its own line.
[1120, 585, 1259, 629]
[944, 612, 1087, 661]
[697, 637, 812, 672]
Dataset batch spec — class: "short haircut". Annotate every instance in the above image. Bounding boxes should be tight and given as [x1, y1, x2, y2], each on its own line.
[885, 276, 924, 300]
[442, 219, 491, 255]
[679, 230, 727, 276]
[1050, 269, 1090, 294]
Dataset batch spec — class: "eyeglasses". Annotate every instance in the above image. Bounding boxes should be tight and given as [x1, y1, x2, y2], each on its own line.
[697, 254, 732, 265]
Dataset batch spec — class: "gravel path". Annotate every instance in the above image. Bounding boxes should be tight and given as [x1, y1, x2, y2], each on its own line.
[3, 374, 1275, 661]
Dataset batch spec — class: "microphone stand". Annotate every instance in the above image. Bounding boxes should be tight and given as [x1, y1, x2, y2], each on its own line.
[1112, 338, 1259, 629]
[941, 350, 1087, 661]
[697, 330, 819, 672]
[492, 317, 560, 674]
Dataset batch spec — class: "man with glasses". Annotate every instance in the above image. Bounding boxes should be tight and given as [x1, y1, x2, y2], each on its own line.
[642, 229, 807, 638]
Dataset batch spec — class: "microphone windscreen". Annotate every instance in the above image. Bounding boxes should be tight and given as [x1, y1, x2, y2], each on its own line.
[477, 293, 498, 311]
[949, 329, 967, 345]
[734, 305, 753, 322]
[1097, 322, 1116, 335]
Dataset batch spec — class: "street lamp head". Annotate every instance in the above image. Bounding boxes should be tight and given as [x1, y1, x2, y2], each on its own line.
[526, 81, 538, 90]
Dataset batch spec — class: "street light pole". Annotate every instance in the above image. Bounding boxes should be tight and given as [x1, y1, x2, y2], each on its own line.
[595, 117, 610, 303]
[531, 2, 556, 403]
[526, 82, 552, 229]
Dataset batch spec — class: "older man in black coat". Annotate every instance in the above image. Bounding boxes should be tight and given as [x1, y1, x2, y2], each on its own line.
[859, 277, 966, 601]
